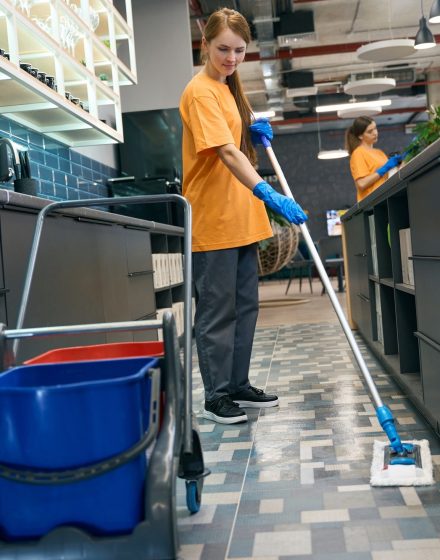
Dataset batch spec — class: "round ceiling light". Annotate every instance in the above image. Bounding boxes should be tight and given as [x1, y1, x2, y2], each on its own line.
[337, 106, 383, 119]
[317, 149, 349, 160]
[343, 77, 396, 96]
[356, 39, 415, 62]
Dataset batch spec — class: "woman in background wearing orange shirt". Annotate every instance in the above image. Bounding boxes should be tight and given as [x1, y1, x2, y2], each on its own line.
[179, 8, 307, 424]
[346, 116, 402, 202]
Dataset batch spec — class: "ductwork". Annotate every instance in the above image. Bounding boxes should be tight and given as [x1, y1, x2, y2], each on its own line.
[245, 0, 284, 113]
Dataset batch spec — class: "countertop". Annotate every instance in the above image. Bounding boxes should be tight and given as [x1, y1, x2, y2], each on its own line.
[0, 188, 184, 236]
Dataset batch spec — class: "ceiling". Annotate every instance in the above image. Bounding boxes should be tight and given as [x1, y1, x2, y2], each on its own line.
[188, 0, 440, 134]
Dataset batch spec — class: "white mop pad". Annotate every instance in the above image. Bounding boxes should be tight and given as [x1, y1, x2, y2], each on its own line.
[370, 439, 434, 486]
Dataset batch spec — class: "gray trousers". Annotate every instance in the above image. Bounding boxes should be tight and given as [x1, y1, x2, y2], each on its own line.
[193, 243, 259, 402]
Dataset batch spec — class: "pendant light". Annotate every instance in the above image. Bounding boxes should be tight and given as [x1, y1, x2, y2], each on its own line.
[414, 0, 436, 50]
[315, 100, 348, 160]
[357, 0, 415, 61]
[429, 0, 440, 23]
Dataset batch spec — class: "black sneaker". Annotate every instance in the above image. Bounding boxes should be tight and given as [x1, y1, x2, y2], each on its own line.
[202, 395, 248, 424]
[230, 386, 279, 408]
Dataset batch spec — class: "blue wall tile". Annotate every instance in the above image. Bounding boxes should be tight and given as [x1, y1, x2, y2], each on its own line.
[38, 165, 54, 182]
[0, 118, 118, 202]
[0, 117, 10, 135]
[45, 152, 59, 170]
[59, 158, 71, 173]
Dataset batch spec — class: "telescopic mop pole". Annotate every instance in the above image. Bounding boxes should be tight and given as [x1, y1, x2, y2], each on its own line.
[261, 136, 407, 455]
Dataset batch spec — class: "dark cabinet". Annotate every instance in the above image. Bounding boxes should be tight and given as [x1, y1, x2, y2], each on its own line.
[342, 153, 440, 434]
[344, 211, 370, 340]
[0, 201, 162, 363]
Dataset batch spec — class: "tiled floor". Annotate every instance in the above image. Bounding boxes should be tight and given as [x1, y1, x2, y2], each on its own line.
[176, 280, 440, 560]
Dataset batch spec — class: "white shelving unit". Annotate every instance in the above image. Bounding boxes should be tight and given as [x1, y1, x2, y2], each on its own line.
[0, 0, 136, 146]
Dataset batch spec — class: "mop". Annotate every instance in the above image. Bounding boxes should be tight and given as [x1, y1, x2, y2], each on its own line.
[259, 134, 434, 487]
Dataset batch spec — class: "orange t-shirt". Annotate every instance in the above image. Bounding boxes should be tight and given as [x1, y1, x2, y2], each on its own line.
[350, 145, 388, 202]
[179, 72, 272, 252]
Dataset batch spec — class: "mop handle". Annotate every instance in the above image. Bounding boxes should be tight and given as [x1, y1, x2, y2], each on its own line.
[261, 136, 384, 409]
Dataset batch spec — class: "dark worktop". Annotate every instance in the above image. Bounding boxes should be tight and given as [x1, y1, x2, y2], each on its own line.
[0, 188, 183, 236]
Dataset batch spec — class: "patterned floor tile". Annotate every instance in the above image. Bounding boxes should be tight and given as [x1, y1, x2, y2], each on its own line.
[177, 322, 440, 559]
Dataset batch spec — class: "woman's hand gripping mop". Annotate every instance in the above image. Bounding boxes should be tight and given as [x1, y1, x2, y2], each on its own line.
[251, 123, 433, 487]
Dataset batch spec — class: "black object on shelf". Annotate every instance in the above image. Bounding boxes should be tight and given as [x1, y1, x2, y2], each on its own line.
[14, 178, 38, 196]
[14, 148, 37, 196]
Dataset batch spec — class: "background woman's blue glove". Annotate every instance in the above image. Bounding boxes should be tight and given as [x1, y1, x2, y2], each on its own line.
[253, 181, 308, 225]
[249, 118, 273, 146]
[376, 154, 402, 177]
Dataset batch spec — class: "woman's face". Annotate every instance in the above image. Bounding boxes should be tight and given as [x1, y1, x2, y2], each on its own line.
[203, 27, 247, 82]
[359, 121, 378, 146]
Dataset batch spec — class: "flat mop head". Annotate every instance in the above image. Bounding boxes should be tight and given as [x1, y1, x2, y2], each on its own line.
[370, 439, 434, 486]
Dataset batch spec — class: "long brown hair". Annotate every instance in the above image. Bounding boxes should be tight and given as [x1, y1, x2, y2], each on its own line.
[201, 8, 257, 165]
[345, 116, 374, 155]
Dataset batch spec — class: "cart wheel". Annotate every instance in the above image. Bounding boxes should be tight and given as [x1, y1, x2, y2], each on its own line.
[186, 478, 203, 514]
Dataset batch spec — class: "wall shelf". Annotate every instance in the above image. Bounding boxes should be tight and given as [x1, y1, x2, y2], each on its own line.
[395, 282, 415, 295]
[0, 0, 136, 146]
[380, 277, 394, 287]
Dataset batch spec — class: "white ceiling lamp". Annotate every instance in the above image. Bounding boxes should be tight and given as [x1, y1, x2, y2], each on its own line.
[343, 77, 396, 96]
[337, 105, 382, 119]
[316, 99, 392, 113]
[356, 39, 416, 62]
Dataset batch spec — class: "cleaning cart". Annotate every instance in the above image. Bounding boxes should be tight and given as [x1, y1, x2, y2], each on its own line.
[0, 194, 208, 559]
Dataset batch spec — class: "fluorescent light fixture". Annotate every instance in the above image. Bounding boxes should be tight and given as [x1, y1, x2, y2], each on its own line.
[285, 86, 318, 98]
[429, 0, 440, 23]
[253, 110, 275, 119]
[276, 123, 303, 131]
[315, 99, 392, 113]
[318, 149, 349, 160]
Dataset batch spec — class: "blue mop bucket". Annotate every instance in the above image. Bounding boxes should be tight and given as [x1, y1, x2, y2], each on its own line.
[0, 355, 158, 540]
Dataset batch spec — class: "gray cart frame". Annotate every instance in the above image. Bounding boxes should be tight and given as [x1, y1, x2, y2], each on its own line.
[0, 194, 205, 560]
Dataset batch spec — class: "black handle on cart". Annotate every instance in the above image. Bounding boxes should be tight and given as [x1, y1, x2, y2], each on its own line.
[13, 194, 194, 455]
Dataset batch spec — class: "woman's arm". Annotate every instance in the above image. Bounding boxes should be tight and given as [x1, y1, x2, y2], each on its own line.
[215, 143, 262, 190]
[355, 172, 381, 192]
[215, 142, 307, 225]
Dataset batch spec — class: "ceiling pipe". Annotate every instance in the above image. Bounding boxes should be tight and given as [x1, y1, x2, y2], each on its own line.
[192, 36, 440, 60]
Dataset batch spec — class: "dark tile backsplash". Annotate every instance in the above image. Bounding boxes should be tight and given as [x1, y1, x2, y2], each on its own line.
[0, 116, 118, 201]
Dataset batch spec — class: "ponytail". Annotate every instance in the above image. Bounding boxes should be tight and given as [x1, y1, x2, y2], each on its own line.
[227, 73, 257, 166]
[345, 116, 374, 155]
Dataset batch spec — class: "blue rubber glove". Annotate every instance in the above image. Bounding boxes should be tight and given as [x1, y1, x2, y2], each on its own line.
[376, 154, 402, 177]
[249, 118, 273, 146]
[253, 181, 308, 225]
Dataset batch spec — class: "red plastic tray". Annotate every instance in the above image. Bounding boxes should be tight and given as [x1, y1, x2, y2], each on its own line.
[24, 341, 164, 365]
